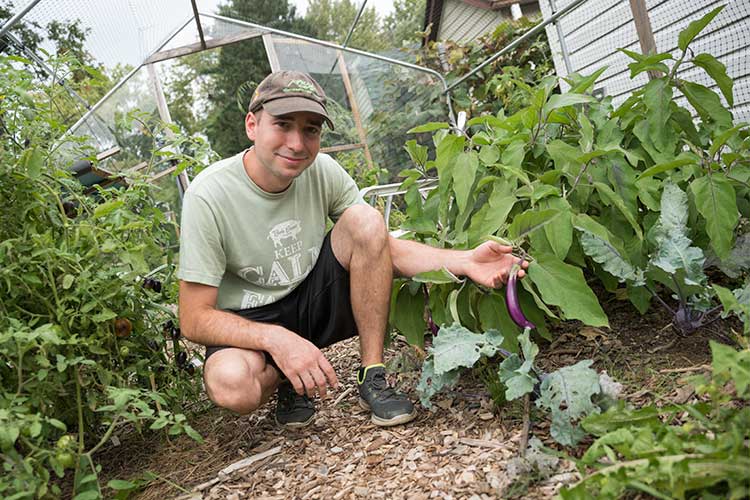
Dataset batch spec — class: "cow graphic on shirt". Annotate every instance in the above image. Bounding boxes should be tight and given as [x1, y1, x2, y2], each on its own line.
[268, 219, 302, 248]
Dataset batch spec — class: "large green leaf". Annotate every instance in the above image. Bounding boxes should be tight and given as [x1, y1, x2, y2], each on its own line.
[678, 6, 724, 51]
[682, 81, 733, 130]
[467, 179, 517, 244]
[542, 197, 573, 261]
[593, 182, 643, 240]
[527, 253, 609, 327]
[408, 122, 450, 133]
[498, 330, 539, 400]
[453, 151, 478, 214]
[578, 230, 645, 285]
[416, 359, 460, 408]
[391, 284, 426, 347]
[477, 292, 520, 352]
[536, 360, 601, 446]
[636, 152, 699, 179]
[693, 53, 734, 106]
[431, 323, 486, 375]
[543, 93, 596, 116]
[690, 174, 738, 260]
[508, 209, 561, 241]
[650, 182, 706, 286]
[502, 139, 526, 169]
[546, 140, 582, 174]
[643, 79, 674, 152]
[404, 140, 428, 166]
[412, 268, 462, 284]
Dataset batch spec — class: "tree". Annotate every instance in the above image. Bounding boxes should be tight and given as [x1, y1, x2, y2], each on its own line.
[382, 0, 426, 48]
[304, 0, 386, 51]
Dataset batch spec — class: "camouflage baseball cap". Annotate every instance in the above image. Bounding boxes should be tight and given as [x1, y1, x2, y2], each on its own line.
[248, 70, 334, 130]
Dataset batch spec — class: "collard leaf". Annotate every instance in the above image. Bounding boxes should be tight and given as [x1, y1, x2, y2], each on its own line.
[693, 53, 733, 106]
[431, 323, 485, 375]
[412, 268, 462, 284]
[690, 174, 738, 260]
[416, 358, 460, 408]
[536, 360, 601, 446]
[678, 6, 724, 51]
[508, 209, 561, 241]
[528, 253, 609, 327]
[578, 230, 645, 285]
[650, 182, 706, 286]
[499, 354, 537, 400]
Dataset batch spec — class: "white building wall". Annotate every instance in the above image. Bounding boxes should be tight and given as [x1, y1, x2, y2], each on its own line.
[540, 0, 750, 121]
[438, 0, 540, 43]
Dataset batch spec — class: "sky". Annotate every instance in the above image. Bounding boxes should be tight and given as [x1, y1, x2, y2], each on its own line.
[290, 0, 396, 17]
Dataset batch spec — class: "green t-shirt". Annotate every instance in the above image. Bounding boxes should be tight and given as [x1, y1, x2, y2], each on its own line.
[177, 149, 362, 310]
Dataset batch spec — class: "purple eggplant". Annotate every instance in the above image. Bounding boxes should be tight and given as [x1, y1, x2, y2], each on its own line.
[506, 262, 535, 330]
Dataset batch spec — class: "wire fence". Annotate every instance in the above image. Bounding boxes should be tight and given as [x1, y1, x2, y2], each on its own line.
[539, 0, 750, 121]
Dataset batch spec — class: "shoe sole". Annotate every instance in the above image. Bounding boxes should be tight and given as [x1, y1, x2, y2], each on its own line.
[358, 398, 417, 427]
[274, 414, 315, 428]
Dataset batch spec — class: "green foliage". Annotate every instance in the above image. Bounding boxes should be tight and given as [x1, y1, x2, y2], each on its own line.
[396, 6, 750, 349]
[0, 55, 202, 498]
[561, 342, 750, 499]
[408, 5, 749, 456]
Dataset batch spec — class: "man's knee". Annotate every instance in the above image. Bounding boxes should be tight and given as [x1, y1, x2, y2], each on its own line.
[204, 351, 271, 414]
[340, 204, 388, 248]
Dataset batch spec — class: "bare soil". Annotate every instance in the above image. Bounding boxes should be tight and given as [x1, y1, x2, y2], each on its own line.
[94, 296, 740, 500]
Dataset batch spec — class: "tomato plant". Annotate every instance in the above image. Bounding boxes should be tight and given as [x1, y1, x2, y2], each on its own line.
[0, 53, 205, 498]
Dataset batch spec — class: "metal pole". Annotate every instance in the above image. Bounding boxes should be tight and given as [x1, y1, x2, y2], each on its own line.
[329, 0, 368, 73]
[548, 0, 574, 75]
[0, 0, 43, 39]
[189, 0, 206, 50]
[202, 12, 456, 126]
[445, 0, 588, 93]
[66, 15, 194, 136]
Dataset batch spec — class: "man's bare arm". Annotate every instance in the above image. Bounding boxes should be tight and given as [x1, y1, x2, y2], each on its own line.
[389, 236, 527, 288]
[178, 280, 281, 350]
[178, 280, 338, 395]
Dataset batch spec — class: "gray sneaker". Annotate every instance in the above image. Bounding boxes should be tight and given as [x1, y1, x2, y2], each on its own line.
[275, 380, 315, 428]
[357, 364, 417, 426]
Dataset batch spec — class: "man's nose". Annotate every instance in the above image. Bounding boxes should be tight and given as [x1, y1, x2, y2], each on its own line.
[286, 129, 305, 151]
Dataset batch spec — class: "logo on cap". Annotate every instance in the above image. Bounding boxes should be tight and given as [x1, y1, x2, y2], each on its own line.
[283, 79, 319, 97]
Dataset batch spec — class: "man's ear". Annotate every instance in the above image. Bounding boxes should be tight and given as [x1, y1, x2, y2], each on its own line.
[245, 111, 259, 142]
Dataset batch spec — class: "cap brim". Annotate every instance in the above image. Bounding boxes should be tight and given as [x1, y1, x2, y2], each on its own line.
[262, 97, 335, 130]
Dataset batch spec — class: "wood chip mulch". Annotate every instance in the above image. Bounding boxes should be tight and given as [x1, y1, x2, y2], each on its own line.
[102, 336, 577, 500]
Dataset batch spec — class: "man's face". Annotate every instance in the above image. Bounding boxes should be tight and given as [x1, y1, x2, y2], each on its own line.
[245, 110, 323, 190]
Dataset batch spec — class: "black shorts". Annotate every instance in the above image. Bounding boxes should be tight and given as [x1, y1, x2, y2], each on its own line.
[205, 232, 358, 368]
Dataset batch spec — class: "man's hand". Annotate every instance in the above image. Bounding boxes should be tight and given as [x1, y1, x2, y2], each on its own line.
[265, 328, 339, 398]
[464, 241, 529, 288]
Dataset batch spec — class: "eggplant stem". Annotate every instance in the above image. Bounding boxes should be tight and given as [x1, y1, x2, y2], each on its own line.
[645, 285, 674, 315]
[519, 393, 531, 458]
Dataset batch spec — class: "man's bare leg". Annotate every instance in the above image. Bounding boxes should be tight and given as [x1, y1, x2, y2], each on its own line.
[203, 348, 280, 414]
[331, 204, 416, 426]
[331, 204, 392, 365]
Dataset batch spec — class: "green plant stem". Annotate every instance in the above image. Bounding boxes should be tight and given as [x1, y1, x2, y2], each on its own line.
[73, 368, 85, 490]
[86, 416, 121, 456]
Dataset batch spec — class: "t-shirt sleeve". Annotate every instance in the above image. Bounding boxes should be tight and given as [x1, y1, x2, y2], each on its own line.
[177, 191, 226, 287]
[325, 156, 366, 222]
